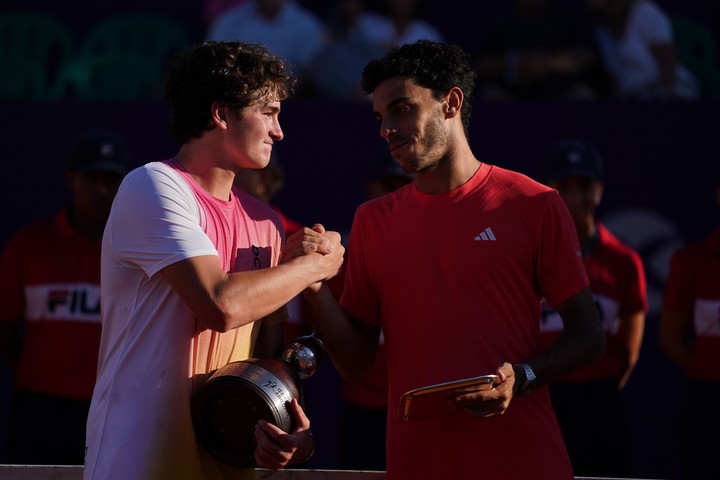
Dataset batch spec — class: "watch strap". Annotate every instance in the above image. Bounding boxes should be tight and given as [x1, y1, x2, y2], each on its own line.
[518, 363, 537, 396]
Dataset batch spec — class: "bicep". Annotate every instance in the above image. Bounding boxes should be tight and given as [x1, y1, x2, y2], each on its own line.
[161, 255, 227, 327]
[555, 286, 602, 336]
[618, 310, 645, 348]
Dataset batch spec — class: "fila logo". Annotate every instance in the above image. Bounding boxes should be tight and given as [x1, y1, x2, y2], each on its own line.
[25, 283, 101, 323]
[474, 227, 496, 241]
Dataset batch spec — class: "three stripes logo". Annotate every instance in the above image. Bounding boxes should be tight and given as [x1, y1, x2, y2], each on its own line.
[474, 227, 496, 241]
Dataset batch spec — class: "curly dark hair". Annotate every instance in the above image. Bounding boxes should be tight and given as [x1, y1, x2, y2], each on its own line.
[164, 41, 296, 144]
[361, 40, 477, 136]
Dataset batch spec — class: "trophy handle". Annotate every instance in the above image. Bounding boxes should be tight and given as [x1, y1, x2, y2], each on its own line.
[281, 333, 324, 380]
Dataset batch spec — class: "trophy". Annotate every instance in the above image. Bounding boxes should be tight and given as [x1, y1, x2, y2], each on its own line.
[191, 334, 323, 468]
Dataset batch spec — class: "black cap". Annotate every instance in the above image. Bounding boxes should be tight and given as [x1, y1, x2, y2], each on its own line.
[67, 129, 130, 175]
[545, 140, 604, 182]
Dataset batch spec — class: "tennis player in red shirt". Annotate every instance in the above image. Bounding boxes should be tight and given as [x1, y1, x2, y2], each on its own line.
[290, 40, 605, 479]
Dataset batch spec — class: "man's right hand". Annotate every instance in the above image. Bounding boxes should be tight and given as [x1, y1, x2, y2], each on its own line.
[283, 223, 344, 291]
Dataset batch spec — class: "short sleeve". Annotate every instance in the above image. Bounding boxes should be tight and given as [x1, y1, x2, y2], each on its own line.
[536, 191, 590, 307]
[339, 208, 381, 326]
[620, 248, 648, 315]
[107, 163, 218, 278]
[662, 247, 696, 311]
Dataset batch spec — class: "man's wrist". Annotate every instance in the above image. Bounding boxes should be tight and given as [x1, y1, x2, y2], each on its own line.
[513, 362, 537, 396]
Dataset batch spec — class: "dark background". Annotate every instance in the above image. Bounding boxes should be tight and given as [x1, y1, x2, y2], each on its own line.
[2, 96, 718, 480]
[2, 1, 720, 479]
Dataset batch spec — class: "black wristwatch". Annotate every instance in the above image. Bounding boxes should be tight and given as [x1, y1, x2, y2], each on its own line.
[516, 363, 537, 396]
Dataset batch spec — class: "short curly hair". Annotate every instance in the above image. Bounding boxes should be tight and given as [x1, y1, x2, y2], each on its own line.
[164, 41, 296, 144]
[361, 40, 477, 136]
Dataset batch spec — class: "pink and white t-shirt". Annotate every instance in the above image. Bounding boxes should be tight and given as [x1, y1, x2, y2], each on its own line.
[84, 160, 283, 480]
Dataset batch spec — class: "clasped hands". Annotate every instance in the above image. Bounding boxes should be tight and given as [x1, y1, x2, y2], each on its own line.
[282, 223, 345, 291]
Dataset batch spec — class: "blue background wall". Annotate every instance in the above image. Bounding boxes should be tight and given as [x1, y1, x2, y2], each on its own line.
[1, 98, 718, 479]
[2, 0, 719, 477]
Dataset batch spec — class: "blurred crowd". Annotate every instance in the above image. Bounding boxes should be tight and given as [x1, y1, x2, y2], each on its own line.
[0, 1, 718, 480]
[2, 0, 718, 102]
[202, 0, 716, 101]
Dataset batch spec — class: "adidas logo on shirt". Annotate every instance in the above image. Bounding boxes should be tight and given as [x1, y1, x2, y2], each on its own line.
[474, 227, 496, 241]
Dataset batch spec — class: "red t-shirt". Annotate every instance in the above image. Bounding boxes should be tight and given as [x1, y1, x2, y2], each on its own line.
[0, 210, 102, 399]
[539, 222, 647, 381]
[663, 227, 720, 381]
[329, 252, 389, 409]
[340, 163, 587, 479]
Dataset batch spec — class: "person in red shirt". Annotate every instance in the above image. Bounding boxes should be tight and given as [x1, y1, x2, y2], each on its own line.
[336, 154, 412, 471]
[0, 129, 130, 465]
[660, 168, 720, 480]
[539, 140, 647, 478]
[290, 40, 605, 479]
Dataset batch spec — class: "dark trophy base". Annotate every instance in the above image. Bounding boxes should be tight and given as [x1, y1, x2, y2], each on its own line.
[191, 358, 301, 468]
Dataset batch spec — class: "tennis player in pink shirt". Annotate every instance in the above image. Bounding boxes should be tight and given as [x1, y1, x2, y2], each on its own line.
[84, 41, 344, 480]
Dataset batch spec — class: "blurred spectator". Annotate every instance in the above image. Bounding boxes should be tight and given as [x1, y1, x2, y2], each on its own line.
[355, 0, 444, 50]
[202, 0, 248, 27]
[539, 140, 647, 478]
[329, 154, 413, 471]
[585, 0, 700, 99]
[233, 151, 302, 237]
[206, 0, 325, 88]
[659, 168, 720, 480]
[233, 152, 306, 344]
[0, 129, 129, 465]
[670, 16, 720, 98]
[364, 153, 414, 200]
[473, 0, 606, 100]
[307, 0, 386, 99]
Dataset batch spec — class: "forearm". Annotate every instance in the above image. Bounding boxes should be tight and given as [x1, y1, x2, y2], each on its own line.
[522, 287, 605, 388]
[616, 311, 645, 388]
[163, 253, 337, 333]
[523, 325, 605, 389]
[302, 283, 379, 380]
[615, 344, 639, 389]
[659, 309, 693, 368]
[214, 257, 334, 330]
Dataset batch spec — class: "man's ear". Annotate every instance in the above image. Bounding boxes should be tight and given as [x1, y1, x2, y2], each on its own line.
[211, 101, 229, 129]
[594, 183, 604, 206]
[444, 87, 464, 119]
